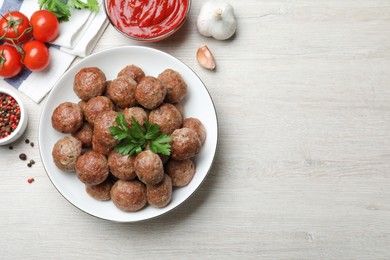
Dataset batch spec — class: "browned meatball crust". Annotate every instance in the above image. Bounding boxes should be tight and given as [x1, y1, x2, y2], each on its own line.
[158, 69, 187, 103]
[148, 103, 182, 135]
[74, 67, 107, 101]
[75, 151, 109, 185]
[72, 122, 93, 148]
[146, 174, 172, 208]
[78, 100, 87, 115]
[117, 65, 145, 83]
[108, 150, 137, 180]
[165, 159, 196, 187]
[86, 178, 113, 201]
[135, 76, 166, 110]
[106, 76, 137, 108]
[182, 118, 206, 145]
[52, 136, 82, 172]
[134, 150, 164, 185]
[51, 102, 83, 133]
[92, 134, 112, 156]
[84, 96, 114, 126]
[122, 107, 148, 127]
[93, 110, 118, 148]
[111, 180, 147, 212]
[174, 103, 185, 120]
[170, 128, 202, 160]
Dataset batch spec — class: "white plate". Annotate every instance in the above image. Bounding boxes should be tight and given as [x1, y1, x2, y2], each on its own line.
[39, 46, 218, 222]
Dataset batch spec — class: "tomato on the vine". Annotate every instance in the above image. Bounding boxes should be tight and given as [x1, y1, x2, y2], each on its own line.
[0, 45, 23, 78]
[22, 40, 50, 72]
[0, 11, 32, 44]
[30, 10, 59, 43]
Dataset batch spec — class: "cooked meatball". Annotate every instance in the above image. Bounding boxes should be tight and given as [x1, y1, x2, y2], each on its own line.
[93, 110, 118, 148]
[182, 118, 206, 145]
[74, 67, 107, 101]
[134, 150, 164, 185]
[78, 100, 87, 115]
[108, 150, 137, 180]
[146, 174, 172, 208]
[84, 96, 114, 126]
[92, 134, 112, 156]
[122, 107, 148, 127]
[52, 136, 82, 172]
[103, 80, 112, 97]
[85, 178, 113, 201]
[135, 76, 166, 110]
[165, 159, 195, 187]
[170, 128, 201, 160]
[106, 76, 137, 108]
[174, 103, 185, 119]
[149, 103, 182, 135]
[51, 102, 83, 133]
[111, 180, 147, 212]
[75, 151, 109, 185]
[158, 69, 187, 103]
[117, 65, 145, 83]
[72, 122, 93, 148]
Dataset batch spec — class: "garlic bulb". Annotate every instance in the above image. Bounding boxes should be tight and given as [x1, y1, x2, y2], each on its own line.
[196, 0, 237, 40]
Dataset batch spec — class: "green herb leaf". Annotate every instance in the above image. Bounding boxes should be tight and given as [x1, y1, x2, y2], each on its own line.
[68, 0, 99, 12]
[149, 134, 172, 156]
[39, 0, 99, 23]
[129, 118, 146, 140]
[109, 126, 128, 140]
[115, 112, 128, 130]
[39, 0, 71, 22]
[114, 140, 139, 156]
[144, 122, 160, 140]
[110, 113, 171, 156]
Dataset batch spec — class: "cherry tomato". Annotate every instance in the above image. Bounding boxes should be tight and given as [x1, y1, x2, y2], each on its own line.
[22, 40, 50, 72]
[30, 10, 59, 43]
[0, 45, 23, 78]
[0, 11, 32, 44]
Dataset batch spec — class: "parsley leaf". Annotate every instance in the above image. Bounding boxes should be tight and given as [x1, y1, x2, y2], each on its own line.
[109, 113, 172, 157]
[68, 0, 100, 12]
[150, 134, 172, 156]
[39, 0, 99, 23]
[39, 0, 71, 22]
[144, 121, 160, 140]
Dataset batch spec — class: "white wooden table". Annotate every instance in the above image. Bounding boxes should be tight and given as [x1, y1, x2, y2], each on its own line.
[1, 1, 390, 258]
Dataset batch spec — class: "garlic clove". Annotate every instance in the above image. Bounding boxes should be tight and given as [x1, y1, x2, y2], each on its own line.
[197, 45, 216, 70]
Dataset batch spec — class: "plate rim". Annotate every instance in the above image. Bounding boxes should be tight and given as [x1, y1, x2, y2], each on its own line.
[38, 45, 219, 223]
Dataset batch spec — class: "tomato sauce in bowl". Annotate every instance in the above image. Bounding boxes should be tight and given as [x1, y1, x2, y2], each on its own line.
[105, 0, 191, 41]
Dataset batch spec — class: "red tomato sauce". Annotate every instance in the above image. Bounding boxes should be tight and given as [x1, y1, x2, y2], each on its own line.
[106, 0, 190, 39]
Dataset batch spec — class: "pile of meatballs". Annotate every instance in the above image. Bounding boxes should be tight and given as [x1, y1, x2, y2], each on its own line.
[51, 65, 206, 212]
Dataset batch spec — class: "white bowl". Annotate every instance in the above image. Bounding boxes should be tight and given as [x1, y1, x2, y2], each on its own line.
[0, 87, 28, 145]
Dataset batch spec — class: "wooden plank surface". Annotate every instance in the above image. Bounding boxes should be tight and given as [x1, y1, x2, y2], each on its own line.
[1, 0, 390, 259]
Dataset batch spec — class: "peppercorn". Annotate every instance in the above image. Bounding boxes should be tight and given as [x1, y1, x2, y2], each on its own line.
[30, 159, 35, 165]
[27, 163, 32, 167]
[19, 153, 27, 160]
[0, 93, 20, 139]
[25, 139, 29, 144]
[8, 145, 13, 150]
[30, 142, 34, 147]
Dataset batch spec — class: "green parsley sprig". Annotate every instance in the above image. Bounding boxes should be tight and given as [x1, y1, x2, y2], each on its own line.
[109, 113, 172, 157]
[38, 0, 99, 22]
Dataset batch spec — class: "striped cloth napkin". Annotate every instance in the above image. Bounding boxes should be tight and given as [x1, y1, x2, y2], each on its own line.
[0, 0, 108, 103]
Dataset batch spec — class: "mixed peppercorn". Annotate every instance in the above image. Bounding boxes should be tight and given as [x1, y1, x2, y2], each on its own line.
[0, 93, 20, 139]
